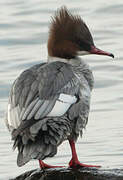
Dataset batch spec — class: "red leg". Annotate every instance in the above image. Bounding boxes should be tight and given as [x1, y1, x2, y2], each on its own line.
[69, 140, 101, 168]
[39, 160, 64, 169]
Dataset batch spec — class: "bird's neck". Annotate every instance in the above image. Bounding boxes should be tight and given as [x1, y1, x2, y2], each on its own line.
[48, 56, 69, 64]
[47, 56, 83, 66]
[48, 56, 94, 90]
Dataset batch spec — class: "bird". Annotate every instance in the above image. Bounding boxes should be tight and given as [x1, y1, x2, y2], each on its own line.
[5, 6, 114, 169]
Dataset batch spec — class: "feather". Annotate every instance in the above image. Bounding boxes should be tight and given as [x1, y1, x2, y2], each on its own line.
[26, 99, 44, 120]
[22, 98, 39, 120]
[34, 101, 50, 119]
[30, 119, 47, 135]
[42, 123, 47, 131]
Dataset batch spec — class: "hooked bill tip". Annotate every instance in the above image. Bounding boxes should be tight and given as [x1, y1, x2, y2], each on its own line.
[109, 53, 114, 58]
[90, 46, 114, 59]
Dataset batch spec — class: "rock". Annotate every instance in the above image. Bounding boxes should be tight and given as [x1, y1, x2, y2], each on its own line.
[10, 168, 123, 180]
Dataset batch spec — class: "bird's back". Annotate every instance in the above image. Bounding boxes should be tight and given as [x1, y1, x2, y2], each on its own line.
[5, 58, 94, 166]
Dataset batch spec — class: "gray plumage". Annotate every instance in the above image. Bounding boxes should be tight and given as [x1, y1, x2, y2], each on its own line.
[5, 57, 94, 167]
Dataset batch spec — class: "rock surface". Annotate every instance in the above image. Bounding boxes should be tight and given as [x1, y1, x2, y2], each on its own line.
[10, 168, 123, 180]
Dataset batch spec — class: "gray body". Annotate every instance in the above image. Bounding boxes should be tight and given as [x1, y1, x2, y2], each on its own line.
[5, 57, 94, 167]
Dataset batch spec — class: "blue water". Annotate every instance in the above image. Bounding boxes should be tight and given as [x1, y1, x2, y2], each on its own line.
[0, 0, 123, 179]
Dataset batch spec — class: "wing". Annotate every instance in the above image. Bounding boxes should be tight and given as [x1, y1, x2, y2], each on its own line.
[68, 77, 91, 135]
[6, 61, 78, 136]
[68, 62, 94, 137]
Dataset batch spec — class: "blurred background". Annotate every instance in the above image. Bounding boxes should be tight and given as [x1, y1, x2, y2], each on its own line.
[0, 0, 123, 179]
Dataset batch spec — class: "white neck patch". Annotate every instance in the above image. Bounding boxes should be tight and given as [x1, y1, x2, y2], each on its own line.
[77, 51, 90, 56]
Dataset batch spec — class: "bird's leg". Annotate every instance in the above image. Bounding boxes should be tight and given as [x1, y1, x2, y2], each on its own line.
[68, 140, 101, 168]
[39, 160, 64, 169]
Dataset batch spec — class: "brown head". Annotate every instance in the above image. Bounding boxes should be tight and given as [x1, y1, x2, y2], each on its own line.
[48, 7, 114, 59]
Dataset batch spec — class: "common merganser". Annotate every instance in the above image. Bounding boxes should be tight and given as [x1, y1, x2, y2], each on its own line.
[5, 6, 114, 169]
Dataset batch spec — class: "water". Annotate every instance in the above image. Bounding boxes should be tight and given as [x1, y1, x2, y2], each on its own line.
[0, 0, 123, 179]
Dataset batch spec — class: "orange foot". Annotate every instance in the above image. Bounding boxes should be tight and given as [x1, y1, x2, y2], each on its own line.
[69, 158, 101, 168]
[39, 160, 65, 169]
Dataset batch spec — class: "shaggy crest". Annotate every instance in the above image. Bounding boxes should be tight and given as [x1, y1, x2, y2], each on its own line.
[48, 6, 94, 59]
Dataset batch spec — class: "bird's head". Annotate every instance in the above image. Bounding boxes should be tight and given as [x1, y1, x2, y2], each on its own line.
[48, 7, 114, 59]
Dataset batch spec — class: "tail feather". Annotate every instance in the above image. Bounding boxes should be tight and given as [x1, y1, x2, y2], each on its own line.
[17, 139, 57, 167]
[13, 116, 71, 167]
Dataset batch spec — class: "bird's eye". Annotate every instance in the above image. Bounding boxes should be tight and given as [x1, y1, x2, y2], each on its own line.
[76, 39, 91, 51]
[81, 42, 91, 51]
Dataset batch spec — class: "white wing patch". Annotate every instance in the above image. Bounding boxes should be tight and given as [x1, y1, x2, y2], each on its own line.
[47, 93, 77, 117]
[7, 93, 77, 129]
